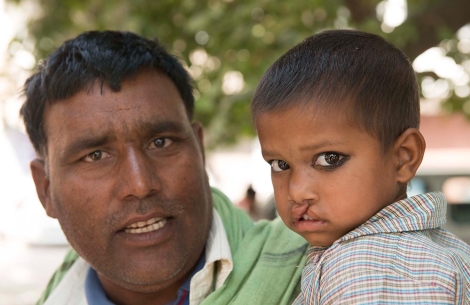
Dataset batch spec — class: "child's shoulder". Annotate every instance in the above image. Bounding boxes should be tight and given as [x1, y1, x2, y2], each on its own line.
[326, 227, 469, 270]
[307, 229, 470, 303]
[320, 228, 469, 291]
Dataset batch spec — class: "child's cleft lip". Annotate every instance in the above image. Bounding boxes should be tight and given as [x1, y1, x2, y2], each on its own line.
[290, 201, 327, 225]
[302, 214, 314, 220]
[293, 210, 327, 233]
[291, 201, 309, 218]
[299, 211, 325, 222]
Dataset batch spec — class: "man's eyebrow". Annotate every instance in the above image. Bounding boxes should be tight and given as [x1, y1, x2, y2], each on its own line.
[64, 134, 116, 156]
[62, 120, 187, 157]
[139, 120, 188, 135]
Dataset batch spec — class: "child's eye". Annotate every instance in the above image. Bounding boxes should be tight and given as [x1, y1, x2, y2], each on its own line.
[314, 152, 347, 168]
[269, 159, 290, 172]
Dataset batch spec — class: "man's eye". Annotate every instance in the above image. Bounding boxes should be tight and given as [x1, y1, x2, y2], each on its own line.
[314, 152, 346, 168]
[149, 138, 173, 149]
[270, 159, 290, 172]
[83, 151, 110, 162]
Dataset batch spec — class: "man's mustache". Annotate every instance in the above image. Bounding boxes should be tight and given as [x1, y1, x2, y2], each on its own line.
[105, 195, 185, 232]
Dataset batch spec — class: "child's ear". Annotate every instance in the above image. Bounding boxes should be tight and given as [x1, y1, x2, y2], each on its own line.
[393, 128, 426, 184]
[30, 159, 57, 218]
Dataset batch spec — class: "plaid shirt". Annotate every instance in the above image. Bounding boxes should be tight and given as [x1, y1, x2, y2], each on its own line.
[294, 193, 470, 305]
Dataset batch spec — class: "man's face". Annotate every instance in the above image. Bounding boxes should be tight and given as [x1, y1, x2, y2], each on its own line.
[256, 104, 404, 247]
[34, 70, 212, 294]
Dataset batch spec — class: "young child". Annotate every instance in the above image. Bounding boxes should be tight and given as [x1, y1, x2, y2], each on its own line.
[251, 30, 470, 304]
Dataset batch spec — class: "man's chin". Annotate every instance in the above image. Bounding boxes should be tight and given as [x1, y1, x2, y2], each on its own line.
[96, 258, 191, 294]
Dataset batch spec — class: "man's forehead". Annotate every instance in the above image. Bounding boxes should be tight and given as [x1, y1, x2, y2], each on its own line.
[49, 70, 183, 114]
[42, 70, 190, 148]
[45, 96, 150, 119]
[49, 69, 183, 106]
[45, 102, 188, 136]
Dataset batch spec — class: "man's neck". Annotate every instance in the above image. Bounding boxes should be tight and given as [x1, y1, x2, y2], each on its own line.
[96, 251, 206, 305]
[98, 271, 189, 305]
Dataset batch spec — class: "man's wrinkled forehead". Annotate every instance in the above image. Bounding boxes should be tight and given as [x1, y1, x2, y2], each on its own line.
[42, 71, 191, 159]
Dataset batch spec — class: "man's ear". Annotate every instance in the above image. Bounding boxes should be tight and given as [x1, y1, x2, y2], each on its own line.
[393, 128, 426, 184]
[192, 121, 205, 161]
[30, 159, 56, 218]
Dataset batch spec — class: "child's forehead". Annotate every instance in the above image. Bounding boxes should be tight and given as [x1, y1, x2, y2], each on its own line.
[256, 100, 352, 124]
[255, 101, 387, 152]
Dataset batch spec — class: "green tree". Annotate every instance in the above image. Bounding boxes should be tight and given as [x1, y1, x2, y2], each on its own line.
[7, 0, 470, 148]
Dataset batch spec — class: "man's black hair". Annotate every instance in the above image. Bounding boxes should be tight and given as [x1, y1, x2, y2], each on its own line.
[20, 30, 194, 157]
[251, 29, 420, 152]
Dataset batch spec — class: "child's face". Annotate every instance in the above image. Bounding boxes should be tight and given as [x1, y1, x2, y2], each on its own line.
[256, 105, 406, 247]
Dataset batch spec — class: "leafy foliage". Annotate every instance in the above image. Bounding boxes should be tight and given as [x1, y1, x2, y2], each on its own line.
[7, 0, 470, 148]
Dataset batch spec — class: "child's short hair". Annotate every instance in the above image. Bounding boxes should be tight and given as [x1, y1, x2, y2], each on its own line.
[251, 29, 420, 153]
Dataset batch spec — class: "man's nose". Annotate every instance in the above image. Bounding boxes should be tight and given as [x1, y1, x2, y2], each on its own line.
[287, 168, 318, 205]
[116, 149, 160, 200]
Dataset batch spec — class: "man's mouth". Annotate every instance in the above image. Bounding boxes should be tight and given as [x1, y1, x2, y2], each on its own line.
[124, 217, 167, 234]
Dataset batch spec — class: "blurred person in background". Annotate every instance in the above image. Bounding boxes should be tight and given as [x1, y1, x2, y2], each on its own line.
[235, 185, 260, 220]
[236, 185, 278, 221]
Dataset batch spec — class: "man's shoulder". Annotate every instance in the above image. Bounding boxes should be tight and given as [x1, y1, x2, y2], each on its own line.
[211, 187, 307, 256]
[201, 217, 307, 305]
[36, 250, 81, 305]
[208, 188, 255, 252]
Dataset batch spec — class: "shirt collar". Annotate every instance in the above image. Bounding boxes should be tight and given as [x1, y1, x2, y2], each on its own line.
[188, 208, 233, 304]
[85, 268, 114, 305]
[205, 208, 233, 280]
[341, 192, 447, 242]
[171, 251, 206, 305]
[84, 253, 206, 305]
[306, 192, 447, 263]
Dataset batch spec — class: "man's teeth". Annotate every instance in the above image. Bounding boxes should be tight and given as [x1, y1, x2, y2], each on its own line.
[125, 218, 167, 234]
[127, 217, 163, 228]
[303, 214, 313, 220]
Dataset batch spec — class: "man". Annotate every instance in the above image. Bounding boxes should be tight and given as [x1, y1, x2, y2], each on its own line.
[21, 31, 307, 305]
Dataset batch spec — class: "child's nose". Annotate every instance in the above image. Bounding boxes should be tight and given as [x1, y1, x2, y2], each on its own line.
[287, 168, 318, 204]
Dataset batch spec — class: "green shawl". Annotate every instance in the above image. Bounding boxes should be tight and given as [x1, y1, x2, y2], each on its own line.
[37, 188, 308, 305]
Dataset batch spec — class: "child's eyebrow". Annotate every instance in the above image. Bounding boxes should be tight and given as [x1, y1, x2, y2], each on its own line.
[261, 140, 346, 159]
[299, 140, 345, 152]
[260, 149, 276, 159]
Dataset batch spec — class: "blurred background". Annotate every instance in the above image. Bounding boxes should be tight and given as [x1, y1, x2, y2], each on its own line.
[0, 0, 470, 304]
